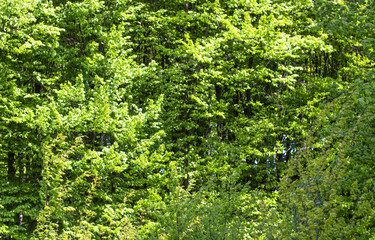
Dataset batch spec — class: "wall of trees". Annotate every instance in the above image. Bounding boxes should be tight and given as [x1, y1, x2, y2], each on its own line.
[0, 0, 373, 239]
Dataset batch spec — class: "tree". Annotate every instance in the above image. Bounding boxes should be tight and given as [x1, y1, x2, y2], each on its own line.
[280, 77, 375, 239]
[1, 0, 166, 238]
[279, 1, 375, 238]
[0, 0, 61, 237]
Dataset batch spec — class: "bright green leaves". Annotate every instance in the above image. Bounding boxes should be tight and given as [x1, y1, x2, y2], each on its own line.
[0, 0, 61, 238]
[0, 0, 167, 238]
[1, 0, 374, 238]
[145, 178, 281, 239]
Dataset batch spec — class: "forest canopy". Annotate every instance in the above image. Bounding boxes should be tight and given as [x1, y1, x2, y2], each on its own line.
[0, 0, 374, 239]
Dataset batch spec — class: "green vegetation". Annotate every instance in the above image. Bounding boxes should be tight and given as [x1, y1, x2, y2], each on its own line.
[0, 0, 373, 239]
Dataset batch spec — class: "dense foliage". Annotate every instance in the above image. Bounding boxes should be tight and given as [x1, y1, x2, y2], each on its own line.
[0, 0, 373, 239]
